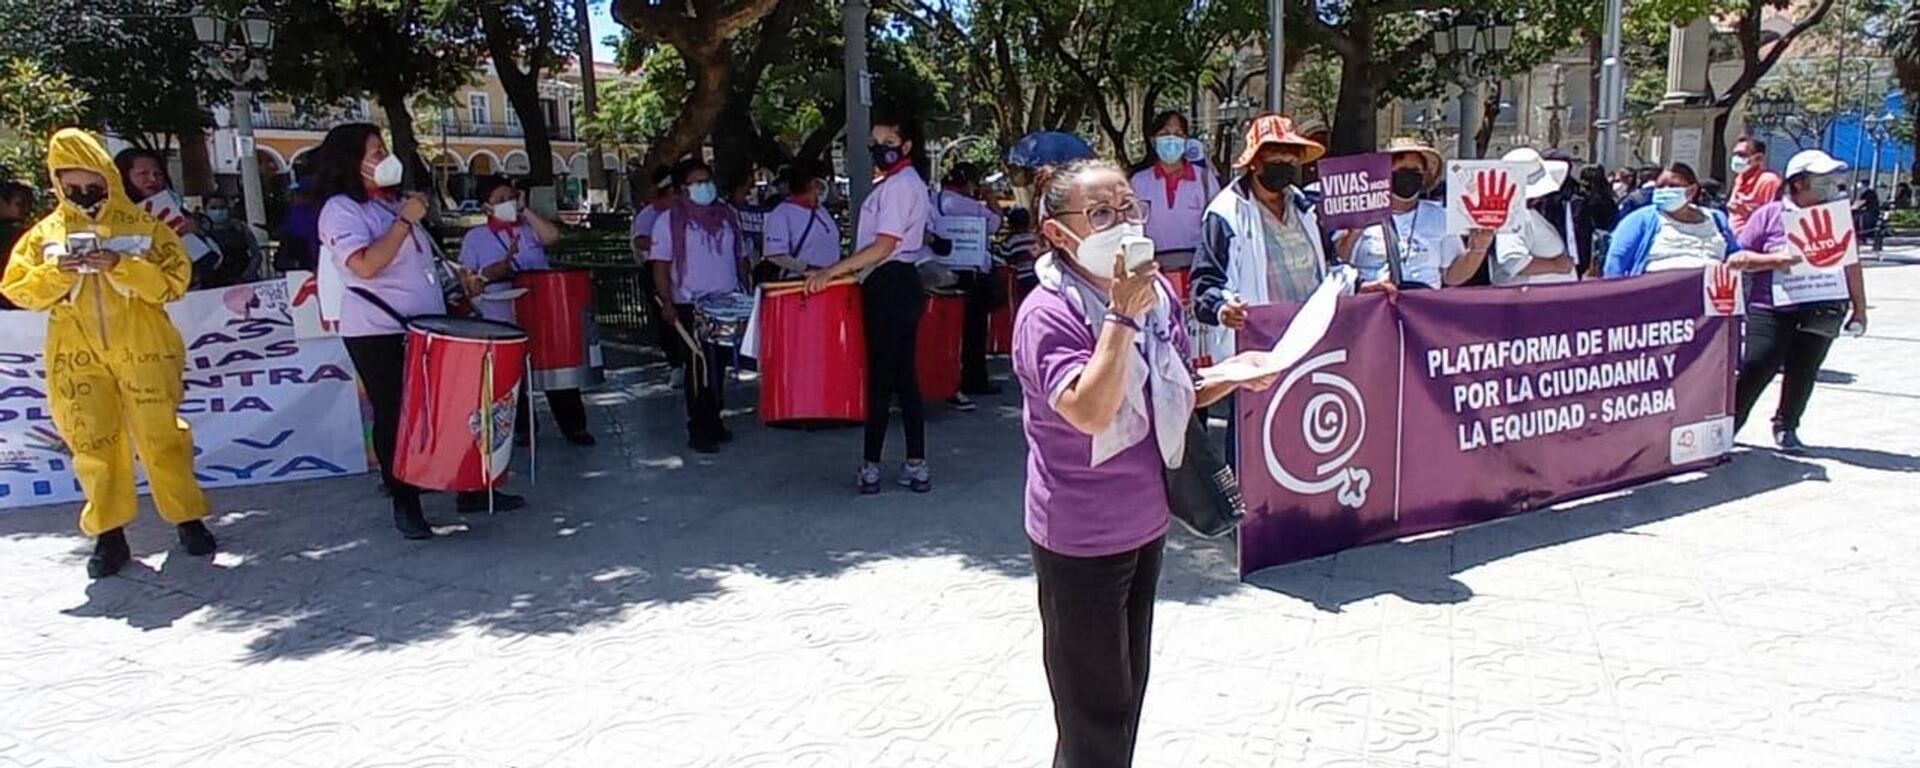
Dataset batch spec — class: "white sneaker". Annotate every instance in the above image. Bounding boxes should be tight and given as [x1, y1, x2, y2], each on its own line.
[946, 393, 977, 411]
[858, 463, 883, 495]
[897, 460, 931, 493]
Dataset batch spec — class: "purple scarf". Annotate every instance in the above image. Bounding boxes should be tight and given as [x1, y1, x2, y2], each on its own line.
[669, 198, 740, 270]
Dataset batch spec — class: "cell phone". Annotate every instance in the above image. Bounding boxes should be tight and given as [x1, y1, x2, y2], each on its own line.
[66, 232, 98, 273]
[1121, 235, 1156, 274]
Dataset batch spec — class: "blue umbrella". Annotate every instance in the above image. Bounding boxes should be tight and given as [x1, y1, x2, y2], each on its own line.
[1006, 131, 1095, 169]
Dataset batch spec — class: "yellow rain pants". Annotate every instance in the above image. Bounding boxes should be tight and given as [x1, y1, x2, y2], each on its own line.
[0, 129, 207, 536]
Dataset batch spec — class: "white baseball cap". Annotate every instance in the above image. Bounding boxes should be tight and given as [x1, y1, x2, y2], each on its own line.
[1784, 149, 1847, 180]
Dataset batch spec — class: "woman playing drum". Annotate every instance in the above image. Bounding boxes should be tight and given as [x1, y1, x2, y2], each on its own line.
[458, 175, 595, 447]
[648, 158, 746, 454]
[312, 123, 521, 540]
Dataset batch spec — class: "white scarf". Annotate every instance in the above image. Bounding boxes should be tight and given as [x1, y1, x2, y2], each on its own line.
[1036, 253, 1196, 469]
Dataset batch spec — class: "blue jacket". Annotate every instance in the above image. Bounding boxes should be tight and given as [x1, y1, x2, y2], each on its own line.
[1602, 205, 1738, 278]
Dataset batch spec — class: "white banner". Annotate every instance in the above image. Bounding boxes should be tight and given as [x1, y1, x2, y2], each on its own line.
[930, 215, 992, 271]
[1775, 200, 1857, 307]
[0, 276, 369, 511]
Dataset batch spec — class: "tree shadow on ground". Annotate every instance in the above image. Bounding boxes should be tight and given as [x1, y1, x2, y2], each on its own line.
[1239, 449, 1829, 612]
[0, 361, 1247, 664]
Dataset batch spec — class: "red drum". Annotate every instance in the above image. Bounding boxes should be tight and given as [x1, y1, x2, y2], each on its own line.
[758, 280, 868, 426]
[512, 269, 603, 390]
[917, 289, 965, 402]
[987, 265, 1018, 355]
[1161, 267, 1193, 304]
[394, 316, 528, 493]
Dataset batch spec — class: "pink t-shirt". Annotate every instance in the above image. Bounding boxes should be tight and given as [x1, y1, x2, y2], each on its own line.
[318, 194, 445, 337]
[856, 166, 929, 264]
[1130, 163, 1218, 254]
[630, 202, 669, 243]
[763, 201, 841, 269]
[932, 189, 1002, 234]
[458, 223, 550, 324]
[648, 208, 742, 304]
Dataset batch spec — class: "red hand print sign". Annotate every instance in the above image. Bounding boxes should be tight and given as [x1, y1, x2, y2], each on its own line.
[1701, 263, 1744, 316]
[1446, 161, 1528, 234]
[1785, 202, 1858, 270]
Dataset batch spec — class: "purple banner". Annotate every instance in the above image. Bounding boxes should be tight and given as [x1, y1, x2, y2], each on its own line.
[1236, 271, 1740, 576]
[1314, 153, 1393, 230]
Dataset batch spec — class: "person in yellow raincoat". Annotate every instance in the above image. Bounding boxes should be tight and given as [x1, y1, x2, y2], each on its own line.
[1, 128, 215, 579]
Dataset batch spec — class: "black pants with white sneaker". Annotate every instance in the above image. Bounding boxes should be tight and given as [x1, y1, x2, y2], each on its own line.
[1031, 535, 1164, 768]
[861, 262, 926, 462]
[1734, 302, 1846, 434]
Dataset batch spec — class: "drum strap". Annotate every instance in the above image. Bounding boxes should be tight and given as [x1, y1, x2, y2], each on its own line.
[350, 286, 412, 327]
[792, 211, 820, 259]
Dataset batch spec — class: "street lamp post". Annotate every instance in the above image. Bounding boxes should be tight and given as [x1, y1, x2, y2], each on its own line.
[1432, 14, 1514, 159]
[1865, 111, 1895, 193]
[190, 4, 275, 272]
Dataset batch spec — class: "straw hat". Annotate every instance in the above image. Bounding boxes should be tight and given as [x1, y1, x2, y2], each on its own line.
[1501, 147, 1570, 200]
[1234, 115, 1326, 168]
[1383, 137, 1444, 191]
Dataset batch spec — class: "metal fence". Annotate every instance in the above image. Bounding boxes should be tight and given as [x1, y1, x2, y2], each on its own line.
[550, 241, 657, 346]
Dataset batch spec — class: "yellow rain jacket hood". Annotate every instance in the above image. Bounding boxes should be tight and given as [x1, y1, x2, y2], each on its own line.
[0, 128, 207, 536]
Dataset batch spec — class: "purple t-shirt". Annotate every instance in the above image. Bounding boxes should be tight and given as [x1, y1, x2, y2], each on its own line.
[630, 203, 668, 243]
[763, 201, 841, 269]
[318, 194, 445, 337]
[1012, 279, 1191, 557]
[856, 166, 929, 264]
[1736, 200, 1787, 310]
[459, 223, 550, 324]
[648, 208, 742, 304]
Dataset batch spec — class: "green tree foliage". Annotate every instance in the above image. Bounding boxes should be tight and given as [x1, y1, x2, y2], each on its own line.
[0, 0, 220, 148]
[1894, 0, 1920, 173]
[0, 58, 90, 183]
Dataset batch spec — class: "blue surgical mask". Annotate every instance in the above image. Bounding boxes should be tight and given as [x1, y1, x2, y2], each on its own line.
[206, 208, 231, 224]
[1652, 187, 1689, 213]
[688, 182, 718, 206]
[1154, 136, 1187, 164]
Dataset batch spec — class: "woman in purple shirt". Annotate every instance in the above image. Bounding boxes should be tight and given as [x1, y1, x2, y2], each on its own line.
[803, 112, 935, 494]
[1015, 159, 1274, 767]
[648, 159, 745, 453]
[458, 175, 594, 447]
[311, 124, 516, 540]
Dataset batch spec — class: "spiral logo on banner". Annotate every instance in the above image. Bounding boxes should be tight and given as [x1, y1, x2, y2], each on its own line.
[1263, 349, 1372, 509]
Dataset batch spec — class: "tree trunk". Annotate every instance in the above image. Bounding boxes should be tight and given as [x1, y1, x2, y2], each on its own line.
[798, 111, 846, 164]
[1587, 34, 1603, 154]
[375, 86, 428, 193]
[711, 97, 759, 187]
[1708, 108, 1733, 181]
[1330, 47, 1378, 155]
[178, 123, 216, 196]
[481, 7, 556, 212]
[1475, 80, 1503, 158]
[643, 42, 731, 173]
[573, 0, 604, 196]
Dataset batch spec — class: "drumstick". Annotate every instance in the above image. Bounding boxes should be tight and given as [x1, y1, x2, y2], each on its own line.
[762, 276, 858, 299]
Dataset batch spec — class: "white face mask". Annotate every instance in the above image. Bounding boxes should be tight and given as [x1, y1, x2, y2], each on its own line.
[370, 154, 404, 188]
[1730, 155, 1752, 174]
[1061, 221, 1145, 278]
[490, 200, 518, 222]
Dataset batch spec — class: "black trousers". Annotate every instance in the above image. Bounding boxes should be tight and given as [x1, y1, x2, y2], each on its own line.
[515, 388, 589, 438]
[1735, 303, 1846, 433]
[639, 265, 679, 370]
[343, 334, 421, 514]
[666, 303, 728, 441]
[862, 262, 926, 462]
[1032, 536, 1164, 768]
[956, 269, 1004, 391]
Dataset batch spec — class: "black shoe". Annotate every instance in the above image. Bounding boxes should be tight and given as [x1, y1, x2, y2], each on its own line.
[1774, 428, 1807, 454]
[87, 528, 131, 579]
[717, 426, 734, 443]
[689, 436, 721, 454]
[177, 520, 217, 556]
[961, 383, 1004, 396]
[564, 431, 597, 447]
[394, 506, 434, 540]
[457, 490, 526, 514]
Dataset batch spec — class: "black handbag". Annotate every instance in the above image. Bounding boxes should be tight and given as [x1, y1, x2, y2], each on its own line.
[1164, 414, 1246, 538]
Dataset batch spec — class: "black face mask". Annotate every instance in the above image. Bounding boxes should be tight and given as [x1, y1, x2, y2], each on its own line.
[1390, 168, 1426, 200]
[63, 186, 108, 213]
[1256, 161, 1298, 193]
[870, 143, 903, 169]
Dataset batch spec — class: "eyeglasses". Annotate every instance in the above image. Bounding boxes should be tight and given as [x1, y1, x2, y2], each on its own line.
[1055, 198, 1148, 232]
